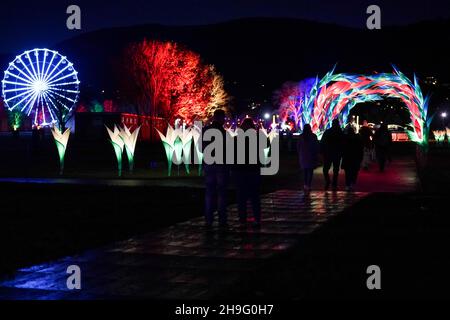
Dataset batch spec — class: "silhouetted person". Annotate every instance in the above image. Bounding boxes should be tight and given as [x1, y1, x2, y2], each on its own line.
[374, 123, 392, 172]
[203, 109, 229, 229]
[234, 118, 261, 228]
[321, 119, 344, 191]
[359, 120, 373, 170]
[297, 124, 319, 195]
[342, 126, 364, 191]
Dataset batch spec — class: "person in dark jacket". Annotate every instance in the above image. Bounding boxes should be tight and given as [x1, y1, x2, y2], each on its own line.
[234, 117, 261, 227]
[321, 119, 344, 191]
[373, 123, 392, 172]
[297, 124, 320, 195]
[342, 126, 364, 191]
[359, 120, 374, 170]
[203, 109, 229, 229]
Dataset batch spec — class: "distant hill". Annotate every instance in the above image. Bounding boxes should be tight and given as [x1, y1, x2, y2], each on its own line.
[2, 18, 450, 109]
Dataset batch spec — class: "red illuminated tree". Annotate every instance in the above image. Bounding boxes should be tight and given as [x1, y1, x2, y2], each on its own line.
[124, 40, 228, 123]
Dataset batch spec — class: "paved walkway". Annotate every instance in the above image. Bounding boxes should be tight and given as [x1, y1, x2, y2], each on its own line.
[0, 190, 366, 300]
[311, 158, 419, 193]
[0, 157, 419, 299]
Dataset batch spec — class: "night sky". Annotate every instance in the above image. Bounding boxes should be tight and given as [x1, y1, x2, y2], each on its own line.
[1, 0, 449, 54]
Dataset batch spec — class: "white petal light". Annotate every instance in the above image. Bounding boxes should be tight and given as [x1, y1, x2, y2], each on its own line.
[106, 125, 125, 176]
[51, 126, 71, 175]
[119, 125, 141, 172]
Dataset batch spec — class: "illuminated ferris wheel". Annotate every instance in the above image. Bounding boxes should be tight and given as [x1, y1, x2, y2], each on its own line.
[1, 48, 80, 126]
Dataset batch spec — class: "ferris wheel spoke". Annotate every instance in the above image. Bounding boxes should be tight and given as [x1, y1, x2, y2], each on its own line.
[8, 92, 35, 111]
[35, 51, 41, 81]
[45, 90, 71, 112]
[47, 88, 77, 104]
[9, 63, 36, 83]
[43, 56, 65, 82]
[43, 51, 57, 81]
[4, 87, 35, 103]
[3, 87, 33, 94]
[40, 50, 47, 82]
[2, 80, 33, 88]
[42, 92, 57, 122]
[5, 71, 34, 85]
[46, 63, 72, 84]
[40, 96, 48, 124]
[47, 71, 78, 86]
[25, 92, 40, 115]
[25, 52, 39, 81]
[17, 57, 38, 82]
[50, 87, 80, 94]
[15, 90, 37, 113]
[48, 80, 80, 87]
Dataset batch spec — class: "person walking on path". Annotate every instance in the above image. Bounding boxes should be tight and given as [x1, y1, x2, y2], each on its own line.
[359, 120, 374, 170]
[203, 109, 229, 229]
[342, 126, 364, 191]
[233, 117, 262, 228]
[321, 119, 344, 191]
[297, 124, 320, 195]
[374, 123, 392, 172]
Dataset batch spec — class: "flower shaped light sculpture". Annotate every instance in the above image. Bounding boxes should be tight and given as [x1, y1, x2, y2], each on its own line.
[191, 126, 204, 176]
[119, 125, 141, 172]
[106, 125, 125, 176]
[179, 129, 193, 174]
[156, 125, 180, 176]
[260, 128, 279, 165]
[433, 130, 446, 144]
[51, 127, 71, 175]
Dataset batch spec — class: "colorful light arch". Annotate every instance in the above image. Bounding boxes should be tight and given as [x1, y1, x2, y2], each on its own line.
[287, 66, 431, 145]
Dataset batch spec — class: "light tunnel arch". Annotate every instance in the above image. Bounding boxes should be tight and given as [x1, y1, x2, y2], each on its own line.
[284, 66, 431, 145]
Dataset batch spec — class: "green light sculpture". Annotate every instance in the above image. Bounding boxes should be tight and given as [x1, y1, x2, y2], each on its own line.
[433, 130, 446, 144]
[173, 128, 183, 175]
[180, 129, 193, 174]
[119, 125, 141, 173]
[51, 127, 71, 175]
[260, 128, 279, 165]
[192, 126, 204, 176]
[106, 125, 125, 176]
[156, 125, 179, 176]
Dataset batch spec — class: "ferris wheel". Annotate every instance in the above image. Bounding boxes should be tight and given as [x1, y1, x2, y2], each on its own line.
[1, 48, 80, 126]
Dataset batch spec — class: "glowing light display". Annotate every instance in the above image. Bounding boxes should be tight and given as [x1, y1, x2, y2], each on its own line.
[433, 130, 446, 143]
[51, 127, 71, 175]
[277, 66, 430, 145]
[179, 129, 193, 174]
[156, 125, 179, 176]
[119, 125, 141, 172]
[191, 125, 204, 176]
[124, 40, 228, 124]
[157, 124, 208, 176]
[1, 49, 80, 127]
[260, 128, 279, 165]
[106, 125, 125, 176]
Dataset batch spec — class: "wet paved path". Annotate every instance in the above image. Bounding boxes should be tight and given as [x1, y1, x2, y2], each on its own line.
[0, 157, 419, 299]
[311, 158, 420, 193]
[0, 190, 366, 300]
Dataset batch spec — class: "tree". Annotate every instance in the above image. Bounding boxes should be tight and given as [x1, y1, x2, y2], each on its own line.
[123, 40, 228, 123]
[273, 78, 316, 129]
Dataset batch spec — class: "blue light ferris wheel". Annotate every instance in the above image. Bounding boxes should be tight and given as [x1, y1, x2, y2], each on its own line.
[1, 48, 80, 126]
